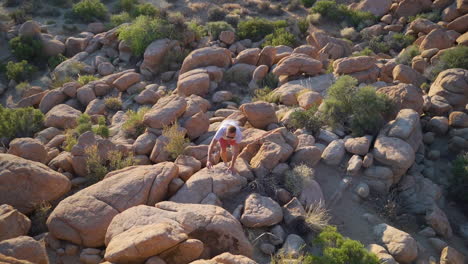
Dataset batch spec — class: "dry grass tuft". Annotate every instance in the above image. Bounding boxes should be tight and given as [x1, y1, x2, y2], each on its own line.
[284, 164, 314, 196]
[305, 202, 331, 232]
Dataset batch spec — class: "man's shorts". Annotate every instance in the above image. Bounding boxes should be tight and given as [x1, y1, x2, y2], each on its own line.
[219, 138, 236, 150]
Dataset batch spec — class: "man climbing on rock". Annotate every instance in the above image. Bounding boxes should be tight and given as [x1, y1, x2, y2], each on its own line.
[207, 119, 242, 174]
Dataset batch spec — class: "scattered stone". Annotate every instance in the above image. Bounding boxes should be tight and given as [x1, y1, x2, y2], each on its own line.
[425, 205, 452, 238]
[373, 224, 418, 263]
[440, 246, 465, 264]
[347, 155, 363, 175]
[270, 225, 286, 246]
[0, 204, 31, 241]
[260, 243, 275, 255]
[241, 193, 283, 228]
[419, 227, 436, 237]
[344, 136, 371, 155]
[355, 182, 370, 198]
[0, 236, 48, 264]
[278, 234, 305, 258]
[367, 244, 397, 264]
[321, 139, 345, 165]
[428, 237, 447, 252]
[428, 116, 449, 135]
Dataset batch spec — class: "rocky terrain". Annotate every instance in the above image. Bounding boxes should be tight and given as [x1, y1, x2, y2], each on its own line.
[0, 0, 467, 263]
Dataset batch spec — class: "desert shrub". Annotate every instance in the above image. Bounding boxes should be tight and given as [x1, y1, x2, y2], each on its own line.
[409, 9, 441, 22]
[6, 60, 37, 82]
[163, 122, 188, 160]
[76, 114, 93, 134]
[72, 0, 108, 22]
[0, 105, 44, 143]
[263, 28, 297, 48]
[78, 74, 98, 85]
[85, 145, 135, 184]
[368, 36, 390, 54]
[205, 21, 234, 39]
[92, 116, 109, 138]
[237, 18, 287, 41]
[308, 13, 322, 24]
[340, 27, 357, 41]
[287, 0, 301, 11]
[50, 0, 73, 8]
[351, 47, 374, 57]
[321, 76, 393, 136]
[225, 14, 240, 27]
[284, 164, 314, 196]
[396, 45, 420, 65]
[298, 18, 309, 35]
[9, 9, 31, 24]
[289, 106, 323, 136]
[122, 107, 150, 138]
[48, 54, 67, 70]
[271, 253, 307, 264]
[305, 202, 331, 232]
[207, 6, 226, 21]
[118, 16, 178, 56]
[426, 46, 468, 81]
[119, 0, 138, 12]
[15, 82, 31, 95]
[253, 87, 280, 104]
[310, 0, 376, 27]
[389, 33, 415, 51]
[104, 97, 122, 111]
[111, 12, 132, 26]
[63, 129, 77, 152]
[187, 20, 207, 39]
[258, 72, 279, 89]
[449, 152, 468, 204]
[132, 3, 162, 18]
[9, 35, 43, 62]
[305, 226, 380, 264]
[302, 0, 316, 7]
[30, 201, 52, 236]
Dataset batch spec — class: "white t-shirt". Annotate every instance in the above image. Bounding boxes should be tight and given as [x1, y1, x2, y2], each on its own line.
[214, 120, 242, 144]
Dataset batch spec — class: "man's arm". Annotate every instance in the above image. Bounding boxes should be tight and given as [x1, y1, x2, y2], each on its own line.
[206, 138, 218, 168]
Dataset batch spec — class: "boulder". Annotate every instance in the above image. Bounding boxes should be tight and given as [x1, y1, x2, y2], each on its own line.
[0, 204, 31, 241]
[182, 111, 210, 140]
[440, 246, 465, 264]
[84, 98, 106, 115]
[0, 236, 47, 264]
[105, 202, 253, 258]
[333, 56, 376, 74]
[367, 244, 397, 264]
[239, 102, 278, 129]
[0, 154, 71, 214]
[347, 155, 363, 175]
[278, 234, 306, 258]
[344, 136, 371, 155]
[392, 64, 426, 87]
[39, 90, 67, 114]
[377, 83, 424, 116]
[134, 86, 161, 105]
[297, 91, 322, 110]
[272, 53, 322, 77]
[143, 95, 187, 129]
[18, 21, 40, 38]
[7, 138, 48, 164]
[159, 238, 204, 264]
[351, 0, 392, 16]
[170, 164, 247, 204]
[180, 47, 231, 74]
[140, 39, 175, 76]
[425, 205, 452, 238]
[321, 139, 345, 165]
[76, 85, 96, 106]
[219, 31, 235, 45]
[372, 136, 415, 183]
[113, 72, 141, 92]
[41, 36, 65, 57]
[189, 253, 257, 264]
[290, 146, 322, 167]
[133, 132, 158, 155]
[241, 193, 283, 227]
[449, 111, 468, 127]
[177, 70, 210, 97]
[398, 173, 443, 214]
[44, 104, 81, 129]
[395, 0, 432, 17]
[447, 13, 468, 33]
[456, 0, 468, 13]
[299, 179, 324, 208]
[420, 29, 455, 50]
[225, 63, 256, 84]
[408, 18, 441, 34]
[428, 68, 468, 110]
[235, 48, 261, 65]
[307, 31, 352, 59]
[373, 224, 418, 264]
[257, 46, 276, 67]
[47, 162, 178, 247]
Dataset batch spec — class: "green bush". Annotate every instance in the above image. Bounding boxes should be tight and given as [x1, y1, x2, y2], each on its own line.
[252, 87, 280, 104]
[132, 3, 162, 18]
[263, 28, 297, 48]
[104, 97, 122, 111]
[284, 164, 314, 196]
[85, 144, 135, 184]
[449, 152, 468, 203]
[289, 106, 323, 136]
[396, 45, 420, 65]
[48, 54, 67, 70]
[207, 7, 226, 21]
[111, 12, 132, 26]
[321, 76, 393, 136]
[205, 21, 234, 39]
[310, 0, 376, 27]
[237, 18, 287, 42]
[302, 0, 316, 8]
[163, 122, 189, 160]
[122, 107, 150, 138]
[258, 72, 279, 89]
[298, 18, 309, 35]
[352, 47, 374, 57]
[305, 226, 380, 264]
[78, 74, 99, 85]
[119, 0, 137, 12]
[118, 16, 178, 56]
[6, 60, 37, 82]
[368, 36, 390, 54]
[9, 9, 31, 24]
[76, 114, 93, 134]
[0, 106, 44, 143]
[50, 0, 73, 8]
[187, 20, 207, 39]
[72, 0, 108, 22]
[426, 46, 468, 81]
[92, 116, 109, 138]
[9, 35, 43, 62]
[409, 10, 441, 22]
[15, 82, 31, 95]
[390, 33, 415, 51]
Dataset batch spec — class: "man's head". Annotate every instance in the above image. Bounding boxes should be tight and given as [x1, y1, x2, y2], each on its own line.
[226, 125, 237, 139]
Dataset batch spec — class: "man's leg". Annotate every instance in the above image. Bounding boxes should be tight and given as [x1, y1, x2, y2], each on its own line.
[220, 147, 228, 166]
